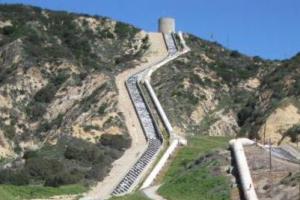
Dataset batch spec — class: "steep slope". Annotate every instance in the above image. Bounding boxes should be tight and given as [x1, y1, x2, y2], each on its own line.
[153, 33, 300, 145]
[244, 54, 300, 144]
[0, 4, 149, 191]
[85, 32, 168, 200]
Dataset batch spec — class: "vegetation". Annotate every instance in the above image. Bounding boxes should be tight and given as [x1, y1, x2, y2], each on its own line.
[110, 191, 150, 200]
[0, 3, 147, 193]
[114, 22, 140, 39]
[0, 184, 87, 200]
[0, 134, 131, 188]
[152, 33, 300, 140]
[284, 124, 300, 142]
[0, 4, 143, 200]
[98, 102, 109, 115]
[1, 124, 16, 140]
[26, 72, 70, 121]
[0, 4, 149, 75]
[158, 136, 231, 200]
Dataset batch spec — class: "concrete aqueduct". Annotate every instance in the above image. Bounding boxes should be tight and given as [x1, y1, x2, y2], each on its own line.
[111, 17, 190, 196]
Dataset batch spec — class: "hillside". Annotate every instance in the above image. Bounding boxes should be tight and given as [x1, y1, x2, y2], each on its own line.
[0, 3, 300, 200]
[153, 33, 300, 145]
[0, 4, 149, 191]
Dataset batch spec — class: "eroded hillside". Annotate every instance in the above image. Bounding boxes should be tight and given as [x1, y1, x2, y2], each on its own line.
[153, 33, 300, 146]
[0, 4, 149, 188]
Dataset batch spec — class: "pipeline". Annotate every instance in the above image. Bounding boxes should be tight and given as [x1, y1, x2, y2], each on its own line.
[140, 33, 189, 189]
[229, 138, 258, 200]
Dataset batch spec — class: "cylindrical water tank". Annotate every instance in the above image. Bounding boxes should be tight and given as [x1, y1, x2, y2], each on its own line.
[158, 17, 175, 33]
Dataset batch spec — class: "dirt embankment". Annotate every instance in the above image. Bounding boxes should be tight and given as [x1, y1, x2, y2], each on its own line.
[258, 101, 300, 146]
[244, 145, 300, 200]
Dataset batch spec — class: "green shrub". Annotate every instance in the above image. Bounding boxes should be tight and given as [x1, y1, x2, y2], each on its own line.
[64, 145, 104, 163]
[86, 163, 108, 180]
[25, 158, 64, 180]
[230, 50, 241, 58]
[98, 103, 108, 115]
[100, 134, 131, 150]
[36, 121, 51, 133]
[51, 72, 69, 87]
[114, 22, 139, 39]
[237, 104, 255, 126]
[83, 124, 100, 132]
[1, 26, 15, 35]
[0, 169, 29, 185]
[26, 102, 46, 121]
[2, 124, 16, 140]
[44, 170, 84, 187]
[34, 83, 56, 103]
[285, 124, 300, 142]
[23, 150, 38, 160]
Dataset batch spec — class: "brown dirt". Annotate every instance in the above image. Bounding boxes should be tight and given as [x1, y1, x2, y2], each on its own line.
[244, 145, 300, 200]
[258, 102, 300, 146]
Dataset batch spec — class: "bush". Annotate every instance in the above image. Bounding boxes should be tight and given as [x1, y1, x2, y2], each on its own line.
[98, 103, 108, 115]
[114, 22, 139, 39]
[237, 106, 254, 126]
[100, 134, 131, 150]
[2, 124, 16, 140]
[36, 121, 51, 133]
[64, 146, 81, 160]
[44, 170, 83, 187]
[26, 102, 46, 121]
[1, 26, 15, 35]
[23, 150, 38, 159]
[86, 164, 108, 180]
[64, 145, 104, 163]
[83, 124, 100, 132]
[230, 50, 241, 58]
[51, 72, 69, 87]
[285, 124, 300, 142]
[0, 169, 29, 185]
[34, 83, 56, 103]
[25, 158, 64, 180]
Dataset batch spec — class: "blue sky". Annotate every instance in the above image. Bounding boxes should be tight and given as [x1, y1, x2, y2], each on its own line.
[1, 0, 300, 60]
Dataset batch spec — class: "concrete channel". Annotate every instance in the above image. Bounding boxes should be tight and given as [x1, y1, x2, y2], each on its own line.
[111, 33, 177, 195]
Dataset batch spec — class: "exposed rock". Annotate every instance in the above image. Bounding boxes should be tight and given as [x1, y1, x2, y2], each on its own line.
[0, 20, 12, 28]
[258, 102, 300, 145]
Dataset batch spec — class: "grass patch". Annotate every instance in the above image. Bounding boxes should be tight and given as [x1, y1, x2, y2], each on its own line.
[0, 184, 87, 200]
[158, 136, 231, 200]
[110, 191, 150, 200]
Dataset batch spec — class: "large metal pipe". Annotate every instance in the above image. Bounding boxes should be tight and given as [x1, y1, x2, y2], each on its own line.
[144, 79, 174, 136]
[138, 33, 189, 190]
[229, 138, 258, 200]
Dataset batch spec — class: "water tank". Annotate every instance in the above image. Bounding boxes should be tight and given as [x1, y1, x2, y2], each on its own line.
[158, 17, 175, 33]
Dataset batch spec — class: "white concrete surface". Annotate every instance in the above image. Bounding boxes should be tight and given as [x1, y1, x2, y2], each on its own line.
[229, 138, 258, 200]
[139, 33, 189, 192]
[144, 80, 174, 136]
[141, 139, 179, 189]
